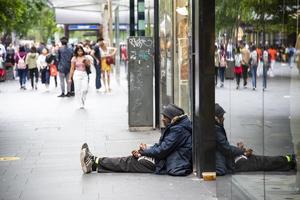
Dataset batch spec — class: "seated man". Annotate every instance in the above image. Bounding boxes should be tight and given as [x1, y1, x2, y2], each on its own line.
[215, 103, 297, 176]
[80, 104, 193, 176]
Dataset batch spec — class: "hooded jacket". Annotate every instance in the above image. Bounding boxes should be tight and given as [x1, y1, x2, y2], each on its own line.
[141, 116, 192, 176]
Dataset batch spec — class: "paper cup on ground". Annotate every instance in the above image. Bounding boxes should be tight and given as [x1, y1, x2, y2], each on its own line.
[202, 172, 216, 181]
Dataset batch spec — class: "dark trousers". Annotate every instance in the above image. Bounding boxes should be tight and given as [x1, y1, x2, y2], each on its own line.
[29, 68, 39, 88]
[263, 63, 268, 89]
[250, 65, 257, 88]
[241, 64, 249, 86]
[95, 64, 101, 89]
[234, 155, 292, 172]
[235, 73, 241, 86]
[18, 68, 27, 87]
[219, 67, 225, 83]
[41, 68, 50, 84]
[96, 156, 155, 173]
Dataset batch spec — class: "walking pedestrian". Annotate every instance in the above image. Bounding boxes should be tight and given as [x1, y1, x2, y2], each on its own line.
[37, 48, 50, 90]
[69, 46, 90, 109]
[91, 38, 102, 91]
[234, 47, 242, 90]
[15, 46, 27, 90]
[57, 37, 73, 97]
[262, 47, 269, 91]
[99, 38, 117, 92]
[240, 43, 250, 88]
[214, 45, 220, 86]
[249, 45, 258, 90]
[219, 45, 226, 88]
[268, 46, 277, 77]
[25, 46, 39, 90]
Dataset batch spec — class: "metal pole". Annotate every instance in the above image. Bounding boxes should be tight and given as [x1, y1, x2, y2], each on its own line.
[129, 0, 135, 36]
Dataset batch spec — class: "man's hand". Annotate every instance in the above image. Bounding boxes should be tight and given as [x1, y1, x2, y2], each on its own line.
[132, 150, 141, 158]
[244, 148, 253, 157]
[139, 143, 147, 151]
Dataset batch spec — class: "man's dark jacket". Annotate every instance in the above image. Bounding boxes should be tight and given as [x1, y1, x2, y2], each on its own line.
[216, 122, 244, 176]
[58, 46, 73, 74]
[141, 116, 192, 176]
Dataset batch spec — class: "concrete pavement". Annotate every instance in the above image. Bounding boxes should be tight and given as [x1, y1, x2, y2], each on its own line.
[0, 67, 219, 200]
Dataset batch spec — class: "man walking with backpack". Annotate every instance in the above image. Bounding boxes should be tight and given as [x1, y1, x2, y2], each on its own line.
[57, 37, 73, 97]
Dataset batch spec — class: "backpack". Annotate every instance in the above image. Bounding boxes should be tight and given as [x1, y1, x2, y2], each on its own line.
[17, 54, 26, 69]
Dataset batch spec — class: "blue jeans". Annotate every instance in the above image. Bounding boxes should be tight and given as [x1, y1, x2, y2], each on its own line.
[219, 67, 225, 83]
[95, 64, 101, 89]
[41, 68, 50, 84]
[250, 65, 257, 88]
[18, 69, 27, 87]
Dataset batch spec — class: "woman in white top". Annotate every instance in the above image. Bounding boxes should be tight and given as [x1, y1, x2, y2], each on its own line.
[234, 47, 243, 89]
[99, 38, 117, 92]
[69, 46, 91, 109]
[37, 48, 50, 89]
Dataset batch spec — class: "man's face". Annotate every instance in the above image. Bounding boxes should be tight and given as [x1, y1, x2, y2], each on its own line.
[162, 115, 171, 127]
[219, 115, 225, 124]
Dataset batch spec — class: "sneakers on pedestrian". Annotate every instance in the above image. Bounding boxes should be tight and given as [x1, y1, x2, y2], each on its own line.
[57, 93, 65, 97]
[80, 143, 95, 173]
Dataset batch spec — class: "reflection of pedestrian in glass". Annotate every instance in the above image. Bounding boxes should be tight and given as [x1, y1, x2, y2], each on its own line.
[215, 103, 296, 176]
[249, 45, 258, 90]
[99, 38, 117, 93]
[214, 45, 220, 86]
[69, 46, 90, 109]
[219, 45, 226, 88]
[240, 43, 250, 88]
[234, 47, 242, 90]
[268, 46, 277, 77]
[262, 47, 269, 91]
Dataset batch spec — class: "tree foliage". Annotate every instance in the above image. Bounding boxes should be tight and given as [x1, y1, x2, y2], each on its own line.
[0, 0, 57, 43]
[216, 0, 299, 39]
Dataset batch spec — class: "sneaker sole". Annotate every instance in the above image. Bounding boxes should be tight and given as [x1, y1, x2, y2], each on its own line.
[80, 148, 89, 173]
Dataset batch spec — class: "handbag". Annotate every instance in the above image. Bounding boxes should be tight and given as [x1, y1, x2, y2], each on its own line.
[106, 56, 115, 65]
[49, 64, 58, 76]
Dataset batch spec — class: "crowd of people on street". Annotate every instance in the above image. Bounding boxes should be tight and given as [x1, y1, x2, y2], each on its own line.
[215, 41, 297, 91]
[0, 37, 125, 109]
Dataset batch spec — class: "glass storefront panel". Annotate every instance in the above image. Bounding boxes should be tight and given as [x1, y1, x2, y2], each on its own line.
[159, 0, 174, 123]
[215, 1, 300, 199]
[174, 0, 191, 115]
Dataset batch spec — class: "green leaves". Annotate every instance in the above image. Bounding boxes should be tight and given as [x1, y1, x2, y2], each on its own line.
[0, 0, 56, 41]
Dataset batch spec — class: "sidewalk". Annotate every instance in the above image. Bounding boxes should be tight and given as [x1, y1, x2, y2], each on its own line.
[0, 67, 218, 200]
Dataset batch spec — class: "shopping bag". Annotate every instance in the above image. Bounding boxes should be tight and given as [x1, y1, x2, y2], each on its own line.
[49, 64, 57, 76]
